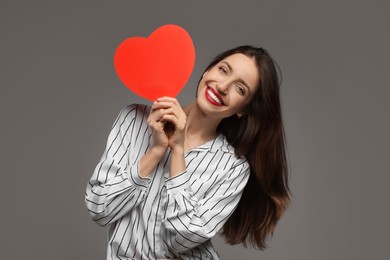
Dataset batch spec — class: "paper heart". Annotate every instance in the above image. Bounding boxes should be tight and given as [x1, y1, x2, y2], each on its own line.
[114, 24, 196, 101]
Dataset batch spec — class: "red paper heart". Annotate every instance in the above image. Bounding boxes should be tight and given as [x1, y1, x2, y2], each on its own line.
[114, 24, 196, 101]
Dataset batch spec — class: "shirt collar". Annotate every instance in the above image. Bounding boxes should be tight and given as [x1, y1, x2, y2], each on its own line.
[190, 134, 233, 153]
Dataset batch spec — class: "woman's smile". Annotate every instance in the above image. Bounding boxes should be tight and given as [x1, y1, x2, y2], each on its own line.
[196, 53, 259, 119]
[205, 86, 224, 106]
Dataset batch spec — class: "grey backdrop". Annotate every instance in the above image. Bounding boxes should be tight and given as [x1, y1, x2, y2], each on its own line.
[1, 0, 389, 259]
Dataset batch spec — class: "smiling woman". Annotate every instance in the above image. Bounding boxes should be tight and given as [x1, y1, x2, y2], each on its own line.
[85, 45, 290, 260]
[196, 53, 259, 119]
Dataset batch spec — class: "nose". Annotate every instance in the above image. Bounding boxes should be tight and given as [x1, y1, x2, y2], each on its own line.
[216, 81, 229, 95]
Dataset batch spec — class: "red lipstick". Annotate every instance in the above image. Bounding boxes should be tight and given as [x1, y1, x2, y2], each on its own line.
[205, 86, 224, 106]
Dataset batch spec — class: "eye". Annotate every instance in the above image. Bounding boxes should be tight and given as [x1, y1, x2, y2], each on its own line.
[218, 66, 228, 75]
[236, 85, 245, 95]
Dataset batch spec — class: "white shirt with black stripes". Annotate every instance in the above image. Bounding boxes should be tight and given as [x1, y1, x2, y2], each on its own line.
[85, 104, 250, 260]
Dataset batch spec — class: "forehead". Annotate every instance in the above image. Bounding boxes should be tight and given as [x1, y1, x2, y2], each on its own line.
[219, 53, 259, 90]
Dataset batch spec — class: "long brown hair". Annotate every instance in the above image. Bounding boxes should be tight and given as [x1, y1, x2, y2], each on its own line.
[203, 45, 290, 249]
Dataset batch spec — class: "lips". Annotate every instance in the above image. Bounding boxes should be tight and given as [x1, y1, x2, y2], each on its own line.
[205, 86, 224, 106]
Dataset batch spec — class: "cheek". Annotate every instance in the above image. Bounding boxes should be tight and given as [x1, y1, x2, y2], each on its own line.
[196, 81, 202, 94]
[232, 95, 250, 109]
[195, 79, 206, 97]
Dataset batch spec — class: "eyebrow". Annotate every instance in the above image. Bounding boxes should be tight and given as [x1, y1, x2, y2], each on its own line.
[221, 61, 252, 93]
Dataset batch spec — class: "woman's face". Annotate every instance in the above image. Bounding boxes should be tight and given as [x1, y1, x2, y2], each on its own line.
[196, 53, 259, 119]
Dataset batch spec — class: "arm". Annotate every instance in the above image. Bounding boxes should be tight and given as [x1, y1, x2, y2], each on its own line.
[163, 159, 250, 252]
[85, 104, 156, 226]
[151, 97, 186, 177]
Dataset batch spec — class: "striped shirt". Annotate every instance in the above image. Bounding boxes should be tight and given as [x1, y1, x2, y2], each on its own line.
[85, 104, 250, 260]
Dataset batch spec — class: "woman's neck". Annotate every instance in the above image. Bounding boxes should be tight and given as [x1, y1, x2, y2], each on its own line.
[183, 100, 222, 143]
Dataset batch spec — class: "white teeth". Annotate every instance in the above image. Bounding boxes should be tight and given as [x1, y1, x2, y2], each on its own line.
[207, 89, 222, 104]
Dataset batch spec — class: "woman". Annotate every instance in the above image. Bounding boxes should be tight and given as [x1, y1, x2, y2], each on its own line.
[85, 45, 290, 259]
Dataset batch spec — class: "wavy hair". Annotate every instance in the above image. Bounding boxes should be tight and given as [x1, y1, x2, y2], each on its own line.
[202, 45, 291, 249]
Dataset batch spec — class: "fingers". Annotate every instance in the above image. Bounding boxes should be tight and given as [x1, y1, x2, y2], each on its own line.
[147, 107, 169, 149]
[160, 114, 180, 126]
[151, 98, 186, 124]
[152, 97, 182, 111]
[156, 96, 181, 106]
[150, 107, 174, 123]
[148, 106, 165, 130]
[150, 98, 186, 150]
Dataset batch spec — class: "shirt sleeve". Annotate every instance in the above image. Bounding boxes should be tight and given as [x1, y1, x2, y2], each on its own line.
[162, 158, 250, 252]
[85, 104, 151, 226]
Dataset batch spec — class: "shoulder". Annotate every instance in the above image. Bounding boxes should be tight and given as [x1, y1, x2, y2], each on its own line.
[109, 103, 151, 131]
[116, 103, 151, 122]
[119, 103, 151, 116]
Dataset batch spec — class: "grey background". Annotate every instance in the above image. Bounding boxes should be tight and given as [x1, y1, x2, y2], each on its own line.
[1, 0, 389, 259]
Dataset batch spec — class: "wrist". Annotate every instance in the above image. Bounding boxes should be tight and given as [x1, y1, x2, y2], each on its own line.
[169, 146, 186, 177]
[170, 145, 184, 156]
[149, 146, 167, 158]
[139, 146, 167, 178]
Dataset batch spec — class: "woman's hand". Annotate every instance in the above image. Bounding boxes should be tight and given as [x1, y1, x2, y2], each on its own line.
[152, 97, 187, 177]
[152, 97, 187, 153]
[147, 102, 170, 154]
[140, 103, 175, 178]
